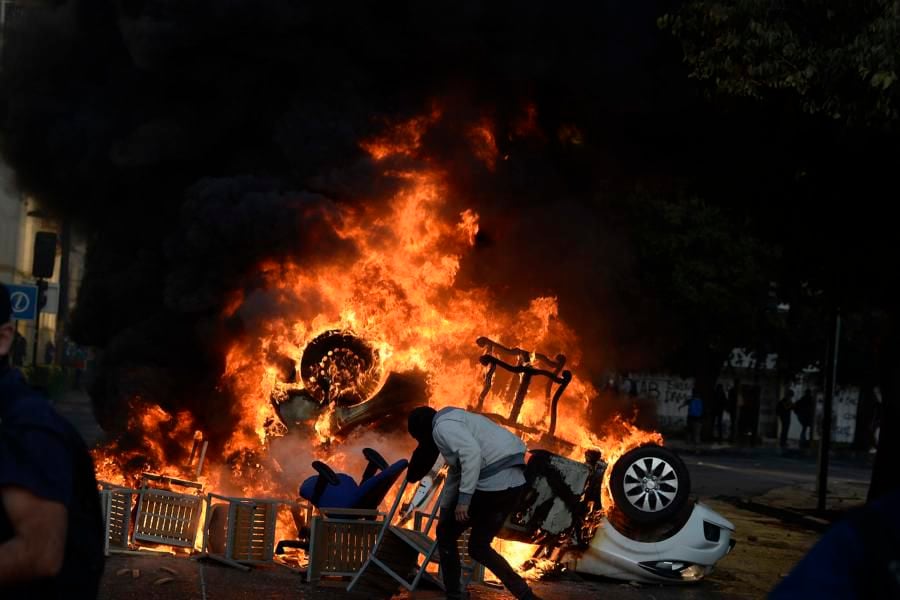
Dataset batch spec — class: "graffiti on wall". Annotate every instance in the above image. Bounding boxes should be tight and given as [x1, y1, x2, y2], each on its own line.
[630, 373, 860, 442]
[726, 348, 778, 371]
[633, 374, 694, 430]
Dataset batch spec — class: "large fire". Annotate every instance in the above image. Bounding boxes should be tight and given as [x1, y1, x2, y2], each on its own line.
[92, 108, 662, 568]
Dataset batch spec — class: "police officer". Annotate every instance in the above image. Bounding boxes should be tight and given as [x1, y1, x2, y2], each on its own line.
[0, 283, 105, 597]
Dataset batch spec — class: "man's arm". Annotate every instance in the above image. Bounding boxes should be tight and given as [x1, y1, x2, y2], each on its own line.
[0, 486, 68, 582]
[433, 422, 481, 521]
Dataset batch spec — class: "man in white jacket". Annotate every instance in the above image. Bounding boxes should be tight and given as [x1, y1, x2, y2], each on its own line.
[407, 406, 541, 600]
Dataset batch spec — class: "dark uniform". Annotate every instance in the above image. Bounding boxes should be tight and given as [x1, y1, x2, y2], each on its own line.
[0, 366, 105, 597]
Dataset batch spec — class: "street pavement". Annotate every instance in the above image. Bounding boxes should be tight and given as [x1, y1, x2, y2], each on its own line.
[94, 449, 871, 599]
[48, 391, 873, 599]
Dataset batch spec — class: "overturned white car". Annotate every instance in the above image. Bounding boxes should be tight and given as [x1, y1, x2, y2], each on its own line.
[408, 442, 735, 584]
[276, 331, 735, 584]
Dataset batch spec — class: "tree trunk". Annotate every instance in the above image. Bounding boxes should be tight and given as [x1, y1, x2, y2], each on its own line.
[852, 383, 875, 452]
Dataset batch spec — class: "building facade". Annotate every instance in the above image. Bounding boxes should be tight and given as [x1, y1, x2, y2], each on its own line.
[1, 162, 86, 367]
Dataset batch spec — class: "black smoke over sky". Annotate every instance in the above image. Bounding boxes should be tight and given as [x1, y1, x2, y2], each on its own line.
[0, 0, 698, 439]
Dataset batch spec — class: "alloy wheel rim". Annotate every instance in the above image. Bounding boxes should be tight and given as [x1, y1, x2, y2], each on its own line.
[622, 456, 678, 512]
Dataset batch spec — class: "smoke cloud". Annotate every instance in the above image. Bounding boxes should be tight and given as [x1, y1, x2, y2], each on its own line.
[0, 0, 684, 446]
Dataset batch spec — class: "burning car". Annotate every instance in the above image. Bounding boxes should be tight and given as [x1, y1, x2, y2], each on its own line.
[275, 331, 734, 584]
[83, 108, 732, 586]
[404, 427, 735, 585]
[511, 446, 735, 584]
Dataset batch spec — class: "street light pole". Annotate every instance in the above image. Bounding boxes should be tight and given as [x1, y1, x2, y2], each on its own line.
[816, 307, 841, 512]
[54, 218, 71, 366]
[32, 278, 45, 366]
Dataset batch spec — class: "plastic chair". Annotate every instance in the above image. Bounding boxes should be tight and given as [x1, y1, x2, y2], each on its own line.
[281, 448, 408, 583]
[299, 447, 409, 510]
[347, 472, 482, 597]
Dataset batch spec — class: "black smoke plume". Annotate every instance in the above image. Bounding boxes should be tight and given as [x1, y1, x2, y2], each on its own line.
[0, 0, 688, 448]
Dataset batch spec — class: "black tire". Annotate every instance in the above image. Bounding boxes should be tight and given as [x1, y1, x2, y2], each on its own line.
[609, 444, 691, 526]
[299, 330, 383, 405]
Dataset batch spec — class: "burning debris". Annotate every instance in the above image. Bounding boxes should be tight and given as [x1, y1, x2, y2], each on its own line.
[0, 0, 706, 581]
[88, 110, 668, 572]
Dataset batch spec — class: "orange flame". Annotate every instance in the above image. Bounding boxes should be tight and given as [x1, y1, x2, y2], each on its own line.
[92, 108, 662, 567]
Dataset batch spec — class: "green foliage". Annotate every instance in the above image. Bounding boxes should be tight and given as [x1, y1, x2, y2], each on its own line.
[660, 1, 900, 127]
[620, 190, 778, 373]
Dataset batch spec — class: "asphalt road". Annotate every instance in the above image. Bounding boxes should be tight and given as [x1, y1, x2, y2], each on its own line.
[97, 449, 865, 600]
[52, 390, 868, 599]
[679, 450, 873, 500]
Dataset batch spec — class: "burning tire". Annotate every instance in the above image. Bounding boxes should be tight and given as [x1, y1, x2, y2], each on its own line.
[299, 330, 384, 405]
[609, 444, 690, 526]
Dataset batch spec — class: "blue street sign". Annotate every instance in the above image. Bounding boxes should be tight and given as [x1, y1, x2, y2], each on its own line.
[6, 284, 38, 321]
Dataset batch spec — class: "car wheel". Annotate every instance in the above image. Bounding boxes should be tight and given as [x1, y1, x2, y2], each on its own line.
[609, 444, 690, 526]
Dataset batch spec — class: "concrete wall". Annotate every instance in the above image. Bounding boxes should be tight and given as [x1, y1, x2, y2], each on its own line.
[629, 367, 860, 444]
[0, 162, 87, 366]
[0, 162, 24, 280]
[784, 383, 859, 444]
[631, 373, 694, 431]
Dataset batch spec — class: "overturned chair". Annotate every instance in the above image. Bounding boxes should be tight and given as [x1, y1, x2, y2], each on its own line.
[201, 493, 290, 571]
[347, 468, 485, 598]
[278, 448, 408, 582]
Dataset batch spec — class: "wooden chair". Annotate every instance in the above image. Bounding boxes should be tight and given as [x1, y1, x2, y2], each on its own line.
[473, 336, 572, 437]
[200, 493, 288, 571]
[98, 484, 135, 555]
[306, 507, 385, 583]
[132, 474, 204, 549]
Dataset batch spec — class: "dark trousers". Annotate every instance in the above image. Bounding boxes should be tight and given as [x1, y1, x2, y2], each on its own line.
[713, 412, 725, 442]
[436, 485, 530, 600]
[687, 416, 702, 445]
[779, 414, 791, 447]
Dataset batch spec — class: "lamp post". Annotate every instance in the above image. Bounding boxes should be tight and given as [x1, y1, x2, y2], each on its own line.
[27, 208, 60, 367]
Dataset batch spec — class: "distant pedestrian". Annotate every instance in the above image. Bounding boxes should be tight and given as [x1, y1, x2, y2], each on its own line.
[794, 388, 815, 448]
[682, 388, 703, 447]
[869, 386, 882, 454]
[44, 340, 55, 365]
[777, 389, 795, 448]
[11, 331, 26, 367]
[712, 383, 727, 442]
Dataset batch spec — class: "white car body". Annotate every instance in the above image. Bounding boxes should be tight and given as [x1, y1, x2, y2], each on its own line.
[562, 502, 735, 583]
[403, 450, 735, 584]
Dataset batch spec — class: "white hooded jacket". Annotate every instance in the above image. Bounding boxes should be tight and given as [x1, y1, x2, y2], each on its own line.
[432, 407, 527, 507]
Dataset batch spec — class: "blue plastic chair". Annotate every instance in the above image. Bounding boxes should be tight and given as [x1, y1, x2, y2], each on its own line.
[299, 448, 409, 511]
